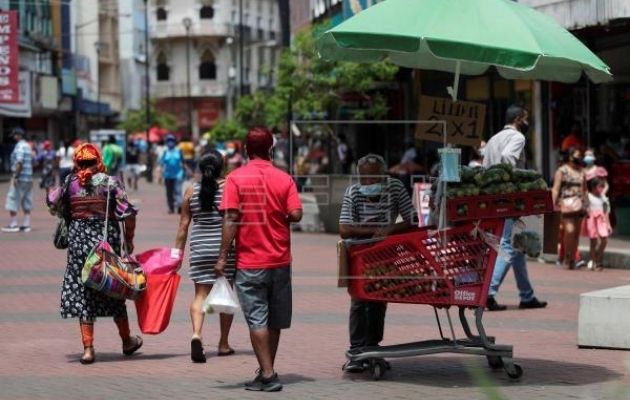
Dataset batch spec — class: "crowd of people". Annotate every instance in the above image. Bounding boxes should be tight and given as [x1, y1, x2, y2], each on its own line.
[0, 109, 625, 390]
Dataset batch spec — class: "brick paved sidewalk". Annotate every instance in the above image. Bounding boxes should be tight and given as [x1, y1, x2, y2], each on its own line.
[0, 181, 629, 400]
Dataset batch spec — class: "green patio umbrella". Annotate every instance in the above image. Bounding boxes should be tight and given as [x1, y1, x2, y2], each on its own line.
[317, 0, 612, 98]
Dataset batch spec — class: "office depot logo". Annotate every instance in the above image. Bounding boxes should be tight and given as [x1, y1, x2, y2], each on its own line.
[454, 290, 476, 302]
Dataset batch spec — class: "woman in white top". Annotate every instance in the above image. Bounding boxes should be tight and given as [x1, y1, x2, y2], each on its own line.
[57, 141, 75, 184]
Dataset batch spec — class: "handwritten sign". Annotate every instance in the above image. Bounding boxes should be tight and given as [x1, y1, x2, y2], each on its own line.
[416, 96, 486, 147]
[0, 11, 19, 104]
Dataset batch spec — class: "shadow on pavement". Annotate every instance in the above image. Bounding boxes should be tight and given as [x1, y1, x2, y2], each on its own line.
[212, 374, 316, 390]
[65, 352, 184, 363]
[342, 355, 623, 387]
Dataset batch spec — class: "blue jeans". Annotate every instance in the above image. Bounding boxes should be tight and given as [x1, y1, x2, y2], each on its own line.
[488, 219, 535, 302]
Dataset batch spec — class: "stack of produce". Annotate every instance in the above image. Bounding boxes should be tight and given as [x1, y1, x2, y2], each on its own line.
[432, 163, 548, 198]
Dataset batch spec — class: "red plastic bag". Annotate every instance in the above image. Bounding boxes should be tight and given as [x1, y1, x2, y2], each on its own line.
[134, 272, 181, 334]
[135, 248, 182, 275]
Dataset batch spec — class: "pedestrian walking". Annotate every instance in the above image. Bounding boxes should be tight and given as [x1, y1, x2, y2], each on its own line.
[102, 135, 123, 177]
[37, 140, 56, 192]
[215, 127, 302, 392]
[225, 141, 243, 173]
[584, 177, 612, 271]
[46, 143, 142, 364]
[174, 151, 237, 363]
[160, 134, 185, 214]
[483, 105, 547, 311]
[56, 140, 75, 185]
[154, 140, 166, 185]
[552, 147, 587, 270]
[179, 136, 196, 179]
[338, 153, 416, 373]
[3, 128, 34, 233]
[125, 138, 141, 191]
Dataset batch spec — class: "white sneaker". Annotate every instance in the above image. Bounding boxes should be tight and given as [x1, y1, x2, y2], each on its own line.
[2, 225, 20, 233]
[587, 260, 594, 270]
[19, 226, 31, 233]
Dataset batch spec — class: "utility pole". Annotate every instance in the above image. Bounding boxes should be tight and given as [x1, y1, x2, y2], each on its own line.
[278, 0, 292, 173]
[143, 0, 153, 182]
[183, 17, 193, 138]
[239, 0, 244, 96]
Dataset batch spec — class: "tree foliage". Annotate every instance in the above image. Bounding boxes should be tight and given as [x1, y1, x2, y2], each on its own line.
[231, 21, 399, 132]
[117, 100, 178, 133]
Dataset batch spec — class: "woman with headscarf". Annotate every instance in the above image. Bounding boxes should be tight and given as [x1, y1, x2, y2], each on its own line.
[47, 143, 142, 364]
[174, 150, 236, 363]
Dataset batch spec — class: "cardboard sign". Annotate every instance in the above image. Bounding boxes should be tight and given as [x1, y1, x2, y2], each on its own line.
[0, 11, 19, 103]
[416, 96, 486, 147]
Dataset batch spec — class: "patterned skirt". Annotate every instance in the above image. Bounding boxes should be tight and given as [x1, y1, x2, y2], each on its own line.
[60, 219, 127, 321]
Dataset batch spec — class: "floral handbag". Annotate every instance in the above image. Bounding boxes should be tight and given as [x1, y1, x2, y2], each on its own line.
[81, 178, 146, 300]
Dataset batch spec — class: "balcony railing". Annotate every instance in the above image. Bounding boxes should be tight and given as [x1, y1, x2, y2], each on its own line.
[153, 81, 229, 98]
[151, 21, 230, 39]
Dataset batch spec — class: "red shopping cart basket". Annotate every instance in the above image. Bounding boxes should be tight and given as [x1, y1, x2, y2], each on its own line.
[347, 220, 504, 308]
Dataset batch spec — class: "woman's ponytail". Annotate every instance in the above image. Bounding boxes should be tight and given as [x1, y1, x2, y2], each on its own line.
[198, 150, 225, 212]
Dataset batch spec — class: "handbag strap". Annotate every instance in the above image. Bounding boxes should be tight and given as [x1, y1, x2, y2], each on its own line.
[102, 177, 112, 243]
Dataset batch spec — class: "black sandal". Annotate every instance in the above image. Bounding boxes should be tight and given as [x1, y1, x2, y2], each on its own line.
[191, 338, 206, 363]
[217, 348, 235, 357]
[123, 336, 143, 356]
[80, 346, 95, 364]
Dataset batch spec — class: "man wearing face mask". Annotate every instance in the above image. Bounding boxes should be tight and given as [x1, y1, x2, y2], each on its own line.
[160, 134, 185, 214]
[483, 105, 547, 311]
[339, 154, 416, 372]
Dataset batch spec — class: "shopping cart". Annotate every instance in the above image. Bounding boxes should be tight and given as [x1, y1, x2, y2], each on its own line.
[344, 219, 524, 380]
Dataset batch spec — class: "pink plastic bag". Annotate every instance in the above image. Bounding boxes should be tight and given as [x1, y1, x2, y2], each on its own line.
[135, 248, 182, 275]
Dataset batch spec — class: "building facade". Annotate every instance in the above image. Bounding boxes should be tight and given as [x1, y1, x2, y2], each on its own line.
[119, 0, 148, 114]
[72, 0, 122, 131]
[148, 0, 281, 139]
[0, 0, 61, 172]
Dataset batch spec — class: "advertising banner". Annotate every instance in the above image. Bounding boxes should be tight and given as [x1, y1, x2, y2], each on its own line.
[0, 11, 19, 103]
[0, 71, 31, 117]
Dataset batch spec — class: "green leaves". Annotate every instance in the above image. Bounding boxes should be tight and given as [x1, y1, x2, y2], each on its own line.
[117, 100, 177, 133]
[228, 21, 399, 133]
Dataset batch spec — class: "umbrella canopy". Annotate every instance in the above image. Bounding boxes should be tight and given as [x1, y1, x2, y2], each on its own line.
[317, 0, 612, 84]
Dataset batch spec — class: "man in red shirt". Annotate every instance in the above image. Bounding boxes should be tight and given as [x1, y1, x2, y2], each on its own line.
[216, 127, 302, 392]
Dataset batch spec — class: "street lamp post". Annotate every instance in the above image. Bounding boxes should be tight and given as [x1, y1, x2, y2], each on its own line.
[183, 17, 193, 138]
[238, 0, 244, 97]
[143, 0, 153, 182]
[94, 41, 102, 128]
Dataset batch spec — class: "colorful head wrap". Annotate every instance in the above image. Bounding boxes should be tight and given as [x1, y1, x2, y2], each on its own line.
[73, 143, 106, 186]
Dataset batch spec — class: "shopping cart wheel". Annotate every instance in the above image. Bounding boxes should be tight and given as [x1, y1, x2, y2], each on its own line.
[486, 355, 504, 370]
[369, 359, 387, 381]
[504, 363, 523, 379]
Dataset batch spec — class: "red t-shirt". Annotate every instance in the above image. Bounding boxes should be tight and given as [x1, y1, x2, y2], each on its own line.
[220, 159, 302, 269]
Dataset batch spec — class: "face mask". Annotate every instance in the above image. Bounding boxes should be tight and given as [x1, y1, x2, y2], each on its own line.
[478, 147, 486, 157]
[226, 148, 235, 156]
[570, 156, 583, 165]
[520, 121, 530, 135]
[584, 155, 595, 165]
[167, 141, 176, 149]
[359, 183, 383, 197]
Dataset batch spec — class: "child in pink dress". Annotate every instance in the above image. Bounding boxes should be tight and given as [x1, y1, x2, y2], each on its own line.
[585, 177, 612, 271]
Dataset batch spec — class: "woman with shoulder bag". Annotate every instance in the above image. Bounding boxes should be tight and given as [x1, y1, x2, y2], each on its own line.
[552, 147, 588, 270]
[47, 143, 142, 364]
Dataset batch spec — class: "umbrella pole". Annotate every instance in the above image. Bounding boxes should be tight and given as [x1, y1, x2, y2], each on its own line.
[448, 60, 462, 102]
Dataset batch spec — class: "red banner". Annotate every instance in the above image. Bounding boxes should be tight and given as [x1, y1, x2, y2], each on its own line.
[197, 99, 222, 129]
[0, 11, 19, 104]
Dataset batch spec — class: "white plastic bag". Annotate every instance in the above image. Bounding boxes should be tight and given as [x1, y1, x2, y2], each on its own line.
[203, 277, 240, 314]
